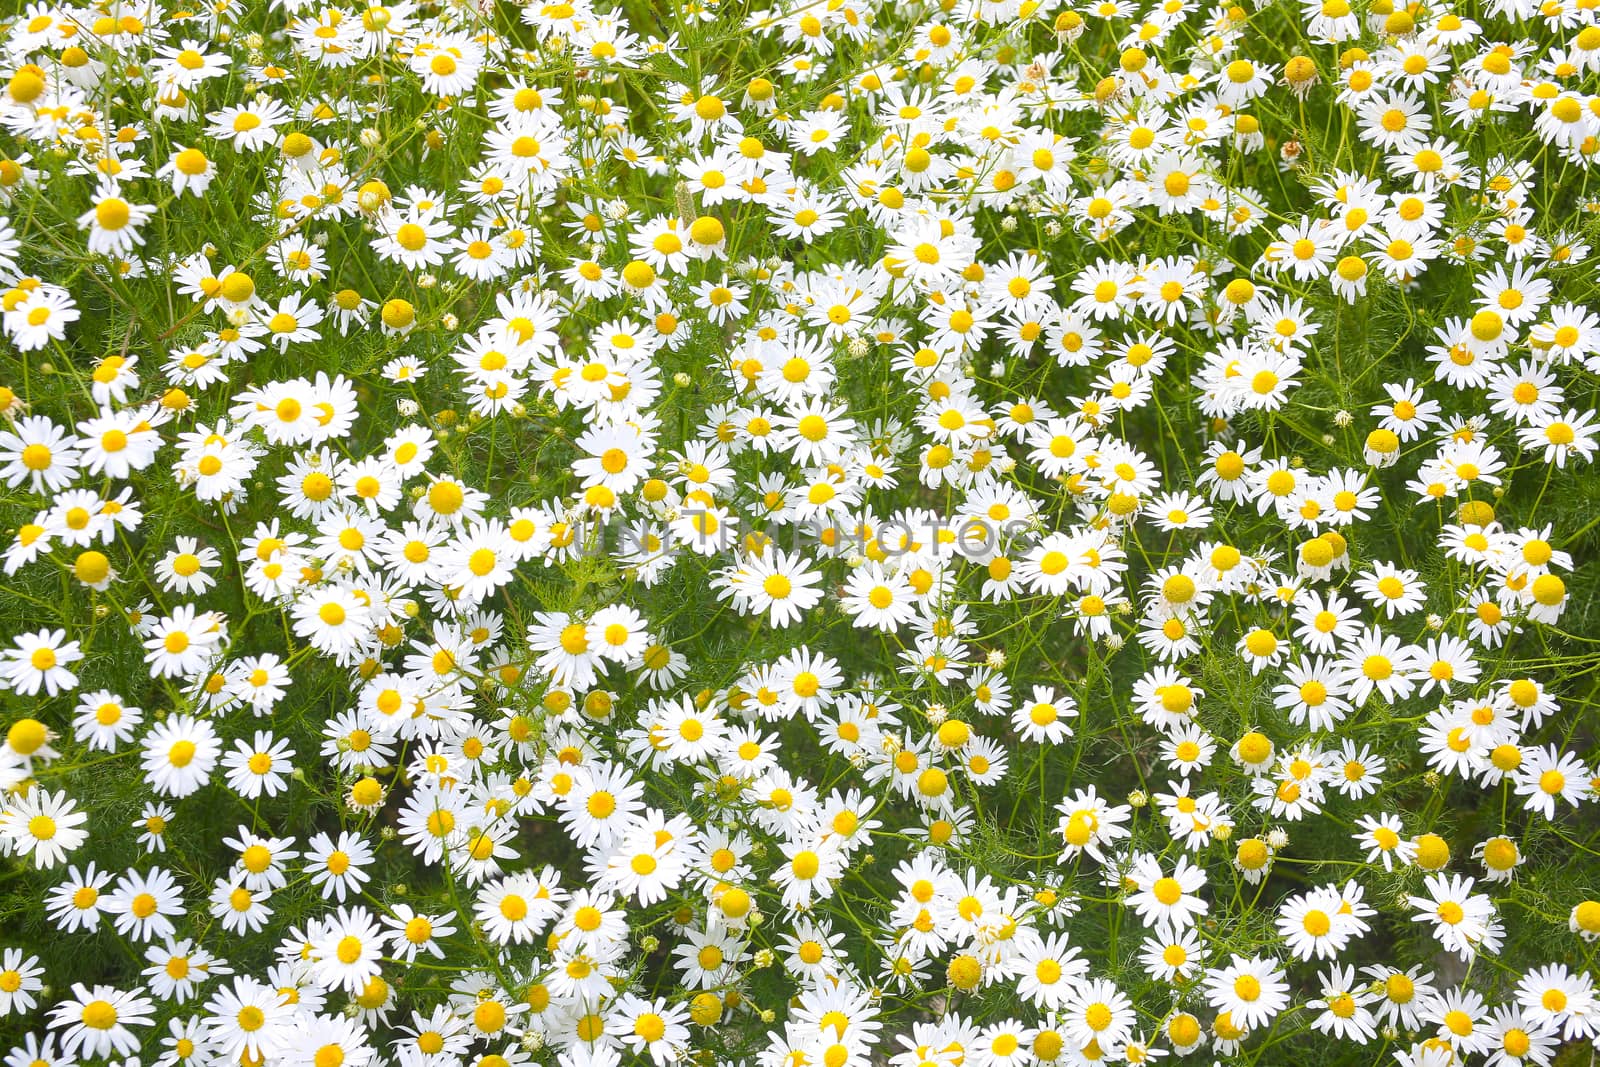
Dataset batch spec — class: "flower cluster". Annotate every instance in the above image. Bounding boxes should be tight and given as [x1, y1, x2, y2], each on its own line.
[0, 0, 1598, 1064]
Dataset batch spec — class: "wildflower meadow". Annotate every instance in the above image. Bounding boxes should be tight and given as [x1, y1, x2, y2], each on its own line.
[1, 0, 1599, 1064]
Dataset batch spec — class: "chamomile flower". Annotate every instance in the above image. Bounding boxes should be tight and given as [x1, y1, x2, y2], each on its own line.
[48, 984, 154, 1059]
[1203, 955, 1291, 1030]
